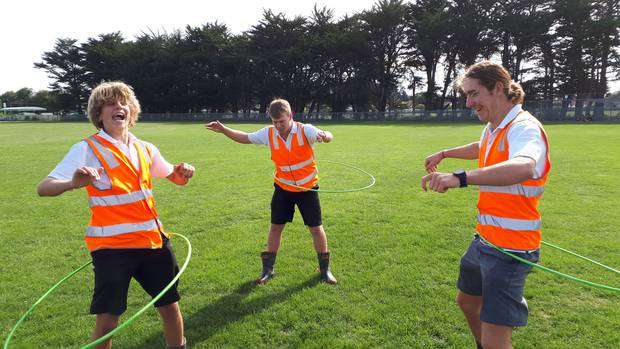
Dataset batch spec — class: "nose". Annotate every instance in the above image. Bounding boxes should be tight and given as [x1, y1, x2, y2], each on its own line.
[466, 97, 474, 109]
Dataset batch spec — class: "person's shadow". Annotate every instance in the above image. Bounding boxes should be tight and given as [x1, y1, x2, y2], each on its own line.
[124, 275, 321, 348]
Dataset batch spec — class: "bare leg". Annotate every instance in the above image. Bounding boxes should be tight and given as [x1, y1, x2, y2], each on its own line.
[266, 224, 286, 252]
[91, 313, 119, 349]
[308, 225, 328, 253]
[481, 321, 513, 349]
[457, 290, 483, 346]
[158, 302, 184, 347]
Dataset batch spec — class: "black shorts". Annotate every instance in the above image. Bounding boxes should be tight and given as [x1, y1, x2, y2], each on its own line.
[90, 239, 180, 315]
[271, 183, 322, 227]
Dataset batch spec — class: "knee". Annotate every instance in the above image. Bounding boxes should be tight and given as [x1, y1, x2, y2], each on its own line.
[456, 293, 480, 314]
[96, 314, 119, 333]
[158, 302, 181, 318]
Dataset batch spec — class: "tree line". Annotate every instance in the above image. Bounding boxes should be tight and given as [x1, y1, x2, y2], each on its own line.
[2, 0, 618, 115]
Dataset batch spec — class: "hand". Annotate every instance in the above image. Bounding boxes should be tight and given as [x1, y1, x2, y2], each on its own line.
[205, 120, 225, 133]
[421, 171, 459, 193]
[424, 151, 445, 173]
[316, 131, 331, 143]
[72, 167, 104, 189]
[173, 163, 195, 179]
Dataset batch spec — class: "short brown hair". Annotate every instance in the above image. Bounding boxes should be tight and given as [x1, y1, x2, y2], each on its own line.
[459, 60, 525, 104]
[87, 81, 141, 130]
[268, 99, 292, 119]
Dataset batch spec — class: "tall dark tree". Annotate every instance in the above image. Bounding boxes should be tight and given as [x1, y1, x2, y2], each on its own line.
[34, 38, 89, 113]
[361, 0, 408, 111]
[405, 0, 451, 110]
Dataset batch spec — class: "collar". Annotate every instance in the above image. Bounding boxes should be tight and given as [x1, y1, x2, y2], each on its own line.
[274, 121, 298, 137]
[488, 104, 523, 133]
[97, 130, 137, 145]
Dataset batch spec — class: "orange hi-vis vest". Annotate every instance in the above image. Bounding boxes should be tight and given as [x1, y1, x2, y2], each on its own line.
[269, 122, 318, 192]
[82, 134, 166, 251]
[476, 112, 551, 250]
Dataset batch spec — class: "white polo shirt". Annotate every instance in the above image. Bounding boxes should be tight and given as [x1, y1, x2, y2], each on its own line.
[247, 122, 322, 150]
[479, 104, 548, 178]
[48, 130, 174, 188]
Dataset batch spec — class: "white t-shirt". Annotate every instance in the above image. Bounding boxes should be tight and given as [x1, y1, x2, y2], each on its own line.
[247, 122, 322, 150]
[48, 130, 174, 188]
[479, 104, 548, 178]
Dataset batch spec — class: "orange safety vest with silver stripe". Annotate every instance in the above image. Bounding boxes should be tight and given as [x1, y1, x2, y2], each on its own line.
[269, 122, 318, 192]
[476, 112, 551, 250]
[82, 134, 166, 251]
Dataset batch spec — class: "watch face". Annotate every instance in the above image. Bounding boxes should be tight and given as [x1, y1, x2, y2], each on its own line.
[453, 169, 465, 175]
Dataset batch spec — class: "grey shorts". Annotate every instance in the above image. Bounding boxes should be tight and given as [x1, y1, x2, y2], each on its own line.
[457, 235, 539, 327]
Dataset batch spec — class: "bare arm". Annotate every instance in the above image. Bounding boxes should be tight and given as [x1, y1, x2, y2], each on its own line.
[421, 156, 536, 193]
[205, 120, 251, 144]
[466, 156, 535, 186]
[37, 167, 103, 196]
[424, 142, 479, 173]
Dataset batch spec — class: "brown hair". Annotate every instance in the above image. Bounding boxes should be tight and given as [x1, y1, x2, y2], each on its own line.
[459, 60, 525, 104]
[268, 98, 292, 119]
[87, 81, 141, 129]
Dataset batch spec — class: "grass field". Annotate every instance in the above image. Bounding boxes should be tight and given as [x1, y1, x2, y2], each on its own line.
[1, 121, 619, 348]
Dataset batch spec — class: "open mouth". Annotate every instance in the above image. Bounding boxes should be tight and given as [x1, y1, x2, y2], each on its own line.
[113, 113, 126, 121]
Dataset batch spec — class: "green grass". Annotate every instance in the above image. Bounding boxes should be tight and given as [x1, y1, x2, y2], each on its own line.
[1, 121, 619, 348]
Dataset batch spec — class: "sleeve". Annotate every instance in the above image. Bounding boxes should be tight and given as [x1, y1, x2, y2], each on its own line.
[302, 123, 321, 145]
[247, 126, 271, 145]
[144, 142, 175, 178]
[507, 122, 548, 178]
[48, 141, 90, 180]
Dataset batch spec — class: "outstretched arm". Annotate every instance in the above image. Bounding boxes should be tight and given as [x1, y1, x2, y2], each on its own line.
[37, 166, 104, 196]
[424, 142, 479, 173]
[205, 120, 251, 144]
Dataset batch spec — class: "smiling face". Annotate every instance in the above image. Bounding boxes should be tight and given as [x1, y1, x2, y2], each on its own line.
[87, 81, 141, 132]
[461, 77, 503, 124]
[100, 98, 131, 134]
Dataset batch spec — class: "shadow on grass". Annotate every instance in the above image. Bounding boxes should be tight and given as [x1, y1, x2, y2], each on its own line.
[125, 275, 321, 348]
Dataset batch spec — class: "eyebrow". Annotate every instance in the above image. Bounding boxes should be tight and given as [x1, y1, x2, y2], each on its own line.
[463, 89, 478, 96]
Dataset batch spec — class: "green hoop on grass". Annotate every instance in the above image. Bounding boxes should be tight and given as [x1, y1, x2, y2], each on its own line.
[478, 235, 620, 292]
[3, 233, 192, 349]
[273, 160, 376, 193]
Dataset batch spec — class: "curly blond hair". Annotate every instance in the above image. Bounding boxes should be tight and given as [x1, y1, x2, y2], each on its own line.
[87, 81, 141, 130]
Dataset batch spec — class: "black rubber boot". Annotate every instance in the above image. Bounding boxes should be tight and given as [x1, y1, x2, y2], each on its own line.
[256, 251, 276, 284]
[318, 252, 337, 284]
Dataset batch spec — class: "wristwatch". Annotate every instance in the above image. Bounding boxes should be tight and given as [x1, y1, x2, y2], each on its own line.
[453, 169, 468, 188]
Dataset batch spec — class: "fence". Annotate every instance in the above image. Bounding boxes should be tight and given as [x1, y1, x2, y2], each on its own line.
[2, 99, 619, 123]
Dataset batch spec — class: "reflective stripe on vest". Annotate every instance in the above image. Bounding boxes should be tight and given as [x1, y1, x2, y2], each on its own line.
[476, 111, 550, 250]
[275, 170, 318, 186]
[479, 184, 544, 197]
[278, 157, 314, 172]
[477, 214, 541, 231]
[86, 218, 161, 237]
[269, 122, 318, 192]
[89, 189, 153, 207]
[83, 134, 164, 251]
[86, 135, 120, 168]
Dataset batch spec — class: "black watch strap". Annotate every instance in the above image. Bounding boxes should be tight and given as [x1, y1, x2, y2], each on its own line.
[453, 169, 467, 188]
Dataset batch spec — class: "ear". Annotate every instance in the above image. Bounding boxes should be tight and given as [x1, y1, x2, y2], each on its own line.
[493, 81, 504, 95]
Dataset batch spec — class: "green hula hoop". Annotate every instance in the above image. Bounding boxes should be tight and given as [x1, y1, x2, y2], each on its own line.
[478, 235, 620, 292]
[3, 233, 192, 349]
[273, 160, 376, 193]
